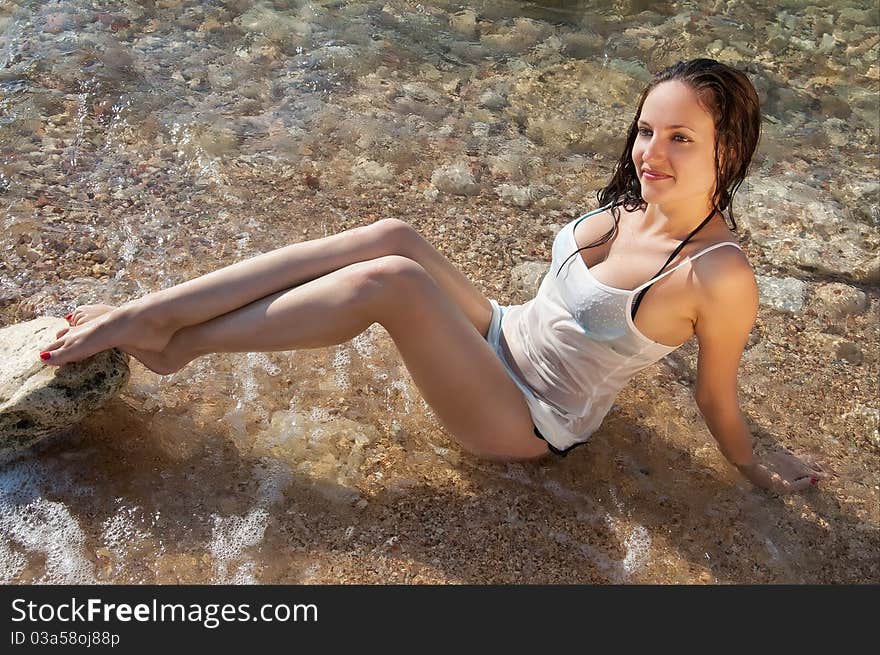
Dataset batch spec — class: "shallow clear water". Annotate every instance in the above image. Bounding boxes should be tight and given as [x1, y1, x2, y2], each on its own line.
[1, 1, 877, 583]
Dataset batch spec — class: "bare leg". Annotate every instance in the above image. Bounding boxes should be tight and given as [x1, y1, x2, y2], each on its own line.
[130, 255, 548, 461]
[40, 219, 494, 365]
[39, 221, 401, 365]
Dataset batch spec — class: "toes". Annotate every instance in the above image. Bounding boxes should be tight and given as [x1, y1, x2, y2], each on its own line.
[56, 327, 70, 339]
[39, 338, 67, 364]
[70, 304, 114, 326]
[43, 337, 66, 353]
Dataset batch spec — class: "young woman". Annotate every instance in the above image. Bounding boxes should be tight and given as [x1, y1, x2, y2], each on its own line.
[39, 59, 825, 494]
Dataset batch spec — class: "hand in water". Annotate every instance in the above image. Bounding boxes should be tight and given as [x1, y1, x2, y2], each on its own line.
[758, 449, 831, 494]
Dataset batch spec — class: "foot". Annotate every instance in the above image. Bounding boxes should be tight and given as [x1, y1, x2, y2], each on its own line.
[50, 304, 196, 375]
[125, 344, 193, 376]
[54, 304, 117, 339]
[40, 300, 177, 367]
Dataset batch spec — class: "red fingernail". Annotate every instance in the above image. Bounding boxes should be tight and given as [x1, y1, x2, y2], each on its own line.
[65, 313, 72, 321]
[40, 351, 51, 360]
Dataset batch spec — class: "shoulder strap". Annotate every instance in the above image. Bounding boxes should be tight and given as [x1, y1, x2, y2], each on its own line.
[631, 209, 719, 319]
[630, 242, 742, 295]
[689, 241, 743, 259]
[572, 202, 614, 228]
[556, 203, 616, 278]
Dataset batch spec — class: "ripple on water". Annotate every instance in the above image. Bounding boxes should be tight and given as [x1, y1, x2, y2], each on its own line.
[0, 460, 96, 584]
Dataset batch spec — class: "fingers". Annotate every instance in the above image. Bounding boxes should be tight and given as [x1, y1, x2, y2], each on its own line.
[774, 450, 832, 482]
[779, 473, 822, 494]
[796, 461, 831, 482]
[786, 476, 815, 493]
[791, 450, 832, 477]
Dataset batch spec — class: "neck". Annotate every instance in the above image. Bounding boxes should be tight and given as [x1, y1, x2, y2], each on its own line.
[642, 200, 718, 240]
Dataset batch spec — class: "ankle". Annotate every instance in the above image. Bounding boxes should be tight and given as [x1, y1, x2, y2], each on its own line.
[122, 294, 179, 333]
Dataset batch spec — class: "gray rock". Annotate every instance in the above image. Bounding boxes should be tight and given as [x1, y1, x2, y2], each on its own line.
[430, 162, 480, 196]
[351, 158, 394, 186]
[835, 341, 863, 365]
[478, 90, 508, 110]
[449, 9, 478, 39]
[739, 178, 878, 283]
[496, 184, 532, 208]
[839, 404, 879, 450]
[510, 262, 549, 298]
[0, 317, 130, 459]
[812, 282, 868, 317]
[755, 275, 806, 313]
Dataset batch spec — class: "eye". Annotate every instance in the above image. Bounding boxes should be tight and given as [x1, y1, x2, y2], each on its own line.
[637, 127, 652, 136]
[673, 134, 690, 142]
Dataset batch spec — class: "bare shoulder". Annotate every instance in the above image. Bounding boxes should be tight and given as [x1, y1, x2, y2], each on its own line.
[571, 205, 619, 242]
[691, 241, 758, 327]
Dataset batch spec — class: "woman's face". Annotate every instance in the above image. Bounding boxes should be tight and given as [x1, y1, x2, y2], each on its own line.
[631, 80, 719, 211]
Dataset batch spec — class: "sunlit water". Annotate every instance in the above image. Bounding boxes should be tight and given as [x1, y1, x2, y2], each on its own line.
[1, 1, 877, 583]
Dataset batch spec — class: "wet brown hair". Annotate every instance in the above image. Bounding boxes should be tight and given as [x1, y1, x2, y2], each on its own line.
[589, 58, 762, 249]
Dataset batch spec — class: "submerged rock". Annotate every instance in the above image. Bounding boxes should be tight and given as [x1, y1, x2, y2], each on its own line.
[0, 317, 130, 459]
[510, 261, 549, 298]
[430, 162, 480, 196]
[812, 282, 868, 317]
[755, 275, 806, 313]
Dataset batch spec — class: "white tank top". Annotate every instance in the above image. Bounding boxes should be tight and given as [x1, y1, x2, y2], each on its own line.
[499, 206, 743, 453]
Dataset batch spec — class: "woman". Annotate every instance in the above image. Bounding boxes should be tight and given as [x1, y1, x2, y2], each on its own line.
[39, 59, 825, 493]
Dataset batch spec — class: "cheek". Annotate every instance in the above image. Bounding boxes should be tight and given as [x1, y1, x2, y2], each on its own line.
[631, 143, 644, 165]
[696, 154, 718, 186]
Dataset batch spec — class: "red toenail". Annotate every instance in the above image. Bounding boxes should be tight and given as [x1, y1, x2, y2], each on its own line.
[65, 314, 72, 321]
[40, 352, 51, 360]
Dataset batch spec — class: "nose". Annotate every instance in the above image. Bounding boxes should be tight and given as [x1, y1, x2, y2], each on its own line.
[642, 135, 666, 165]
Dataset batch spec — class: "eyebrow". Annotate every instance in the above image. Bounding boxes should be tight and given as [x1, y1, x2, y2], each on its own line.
[637, 119, 696, 132]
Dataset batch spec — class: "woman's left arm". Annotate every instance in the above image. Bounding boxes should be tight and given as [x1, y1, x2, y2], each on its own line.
[692, 256, 823, 494]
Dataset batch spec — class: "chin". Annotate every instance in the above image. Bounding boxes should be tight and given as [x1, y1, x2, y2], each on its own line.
[638, 183, 665, 203]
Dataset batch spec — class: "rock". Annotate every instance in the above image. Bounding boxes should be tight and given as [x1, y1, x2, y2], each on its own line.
[449, 9, 478, 39]
[0, 318, 130, 459]
[481, 18, 553, 55]
[479, 90, 508, 110]
[837, 7, 879, 29]
[351, 158, 394, 186]
[802, 332, 864, 366]
[812, 282, 868, 317]
[510, 262, 549, 298]
[508, 60, 642, 157]
[835, 341, 863, 365]
[838, 404, 880, 451]
[496, 184, 532, 208]
[430, 162, 480, 196]
[43, 13, 73, 34]
[755, 275, 806, 313]
[560, 32, 604, 60]
[93, 12, 131, 32]
[739, 178, 878, 283]
[471, 121, 490, 137]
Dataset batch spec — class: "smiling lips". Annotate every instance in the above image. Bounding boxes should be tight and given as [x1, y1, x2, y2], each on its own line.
[642, 168, 672, 180]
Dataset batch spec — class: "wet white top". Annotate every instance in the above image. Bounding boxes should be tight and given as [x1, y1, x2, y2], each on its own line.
[500, 206, 743, 452]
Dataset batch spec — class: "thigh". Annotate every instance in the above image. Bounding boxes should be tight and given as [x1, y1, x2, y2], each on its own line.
[378, 219, 494, 338]
[369, 255, 549, 461]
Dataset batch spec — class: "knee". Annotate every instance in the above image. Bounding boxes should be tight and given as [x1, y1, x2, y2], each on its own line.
[367, 218, 421, 255]
[350, 255, 433, 299]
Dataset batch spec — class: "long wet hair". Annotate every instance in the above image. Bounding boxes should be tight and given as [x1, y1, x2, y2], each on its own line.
[582, 58, 762, 252]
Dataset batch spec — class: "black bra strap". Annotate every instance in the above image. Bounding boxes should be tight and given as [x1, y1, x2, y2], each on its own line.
[631, 209, 718, 320]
